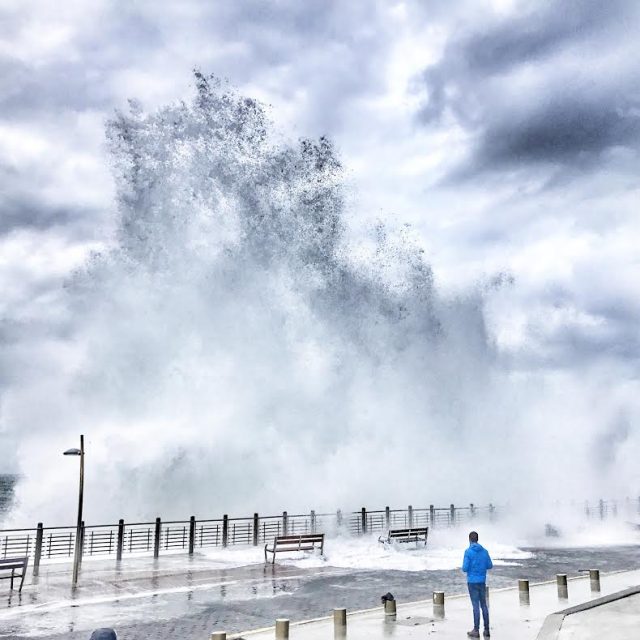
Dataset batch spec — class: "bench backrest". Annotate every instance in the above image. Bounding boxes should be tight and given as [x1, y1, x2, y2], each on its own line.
[273, 534, 324, 546]
[0, 557, 28, 569]
[388, 528, 428, 537]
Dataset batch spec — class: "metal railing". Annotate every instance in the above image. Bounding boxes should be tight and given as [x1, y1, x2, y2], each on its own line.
[2, 497, 631, 570]
[0, 502, 494, 569]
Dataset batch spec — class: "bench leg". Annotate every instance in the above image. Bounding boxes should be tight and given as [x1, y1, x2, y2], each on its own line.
[19, 570, 26, 592]
[10, 569, 14, 591]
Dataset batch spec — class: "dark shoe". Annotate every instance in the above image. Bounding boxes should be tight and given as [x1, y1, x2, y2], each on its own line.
[467, 632, 480, 638]
[483, 631, 490, 638]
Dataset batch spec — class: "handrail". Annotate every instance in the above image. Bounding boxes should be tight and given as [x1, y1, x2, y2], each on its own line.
[0, 501, 511, 564]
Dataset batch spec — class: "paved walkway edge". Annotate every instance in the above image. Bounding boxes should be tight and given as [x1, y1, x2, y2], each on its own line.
[235, 569, 635, 639]
[536, 585, 640, 639]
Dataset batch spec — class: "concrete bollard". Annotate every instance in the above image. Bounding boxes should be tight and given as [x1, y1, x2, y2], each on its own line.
[518, 579, 530, 605]
[590, 569, 601, 592]
[557, 574, 568, 599]
[275, 618, 290, 639]
[433, 591, 445, 619]
[210, 633, 227, 640]
[485, 586, 490, 608]
[384, 599, 396, 615]
[333, 608, 347, 636]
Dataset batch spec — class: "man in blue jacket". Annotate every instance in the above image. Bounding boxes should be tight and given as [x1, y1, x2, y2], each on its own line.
[462, 531, 493, 637]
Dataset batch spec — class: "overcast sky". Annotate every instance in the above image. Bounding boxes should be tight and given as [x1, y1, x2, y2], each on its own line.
[1, 0, 639, 470]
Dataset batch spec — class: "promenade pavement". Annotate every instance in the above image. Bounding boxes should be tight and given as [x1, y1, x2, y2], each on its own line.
[1, 547, 639, 640]
[557, 592, 640, 640]
[237, 569, 640, 640]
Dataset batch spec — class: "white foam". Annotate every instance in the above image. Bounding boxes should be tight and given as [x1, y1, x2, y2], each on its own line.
[200, 531, 532, 572]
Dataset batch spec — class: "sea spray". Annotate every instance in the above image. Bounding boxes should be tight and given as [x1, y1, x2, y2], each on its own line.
[2, 73, 635, 525]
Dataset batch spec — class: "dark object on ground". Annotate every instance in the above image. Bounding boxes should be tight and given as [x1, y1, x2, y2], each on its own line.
[89, 630, 117, 640]
[378, 527, 428, 547]
[545, 524, 561, 537]
[0, 556, 28, 592]
[467, 630, 480, 638]
[264, 534, 325, 564]
[381, 592, 395, 604]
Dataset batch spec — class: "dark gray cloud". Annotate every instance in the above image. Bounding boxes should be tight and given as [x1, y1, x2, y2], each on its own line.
[0, 193, 94, 235]
[418, 0, 640, 179]
[477, 90, 640, 169]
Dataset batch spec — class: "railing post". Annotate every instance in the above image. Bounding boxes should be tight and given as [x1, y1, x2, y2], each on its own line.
[612, 501, 618, 518]
[253, 513, 259, 546]
[599, 499, 605, 520]
[429, 504, 435, 526]
[116, 519, 125, 561]
[449, 504, 455, 526]
[361, 507, 367, 535]
[282, 511, 288, 536]
[222, 514, 229, 547]
[336, 509, 342, 528]
[585, 501, 590, 517]
[470, 503, 476, 518]
[310, 510, 316, 534]
[188, 516, 196, 555]
[78, 521, 85, 568]
[154, 517, 161, 558]
[408, 505, 413, 528]
[33, 522, 44, 577]
[385, 506, 390, 529]
[489, 503, 495, 521]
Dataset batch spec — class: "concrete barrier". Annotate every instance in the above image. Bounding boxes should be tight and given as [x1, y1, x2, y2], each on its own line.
[536, 585, 640, 640]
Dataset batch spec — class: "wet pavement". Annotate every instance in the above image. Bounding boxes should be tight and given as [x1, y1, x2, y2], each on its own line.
[0, 544, 639, 639]
[242, 569, 640, 640]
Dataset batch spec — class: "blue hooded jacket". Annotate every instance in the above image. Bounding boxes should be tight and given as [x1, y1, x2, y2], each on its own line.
[462, 542, 493, 583]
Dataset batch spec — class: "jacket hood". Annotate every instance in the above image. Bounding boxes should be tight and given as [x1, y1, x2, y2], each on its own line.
[469, 542, 485, 552]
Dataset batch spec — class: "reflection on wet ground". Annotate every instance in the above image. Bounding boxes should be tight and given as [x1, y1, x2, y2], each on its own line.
[0, 545, 638, 639]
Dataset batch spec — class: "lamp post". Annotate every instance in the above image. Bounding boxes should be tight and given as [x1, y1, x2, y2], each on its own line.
[63, 434, 84, 587]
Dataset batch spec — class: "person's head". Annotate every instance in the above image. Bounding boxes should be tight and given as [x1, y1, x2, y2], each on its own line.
[469, 531, 479, 544]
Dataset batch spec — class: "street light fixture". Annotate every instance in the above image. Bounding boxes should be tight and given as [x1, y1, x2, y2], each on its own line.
[63, 434, 84, 587]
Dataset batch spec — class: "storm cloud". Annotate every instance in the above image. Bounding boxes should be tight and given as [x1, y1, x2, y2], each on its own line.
[418, 0, 640, 178]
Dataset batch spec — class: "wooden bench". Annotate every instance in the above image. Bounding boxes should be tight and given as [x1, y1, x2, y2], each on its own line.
[378, 527, 429, 547]
[0, 557, 29, 592]
[264, 534, 325, 564]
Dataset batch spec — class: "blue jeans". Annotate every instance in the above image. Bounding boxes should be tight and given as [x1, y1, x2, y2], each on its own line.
[468, 582, 489, 631]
